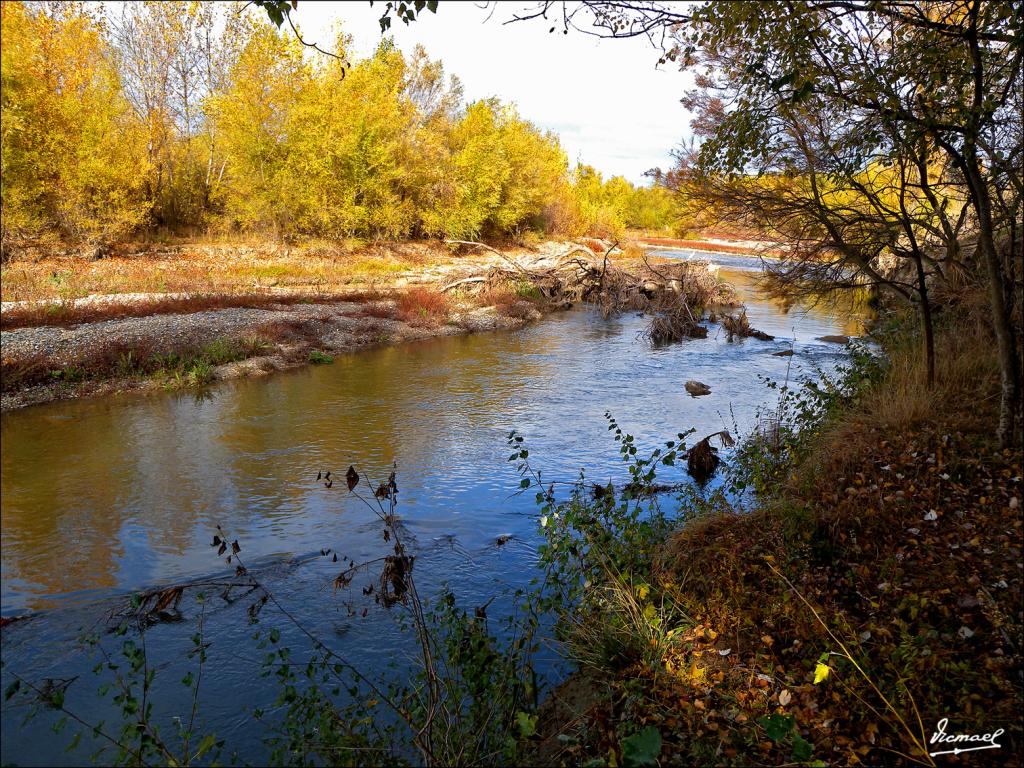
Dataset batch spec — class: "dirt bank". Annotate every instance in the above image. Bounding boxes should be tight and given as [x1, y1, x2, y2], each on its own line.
[639, 236, 788, 258]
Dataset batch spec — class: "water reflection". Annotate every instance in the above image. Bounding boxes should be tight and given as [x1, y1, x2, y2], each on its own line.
[1, 251, 868, 765]
[1, 252, 865, 613]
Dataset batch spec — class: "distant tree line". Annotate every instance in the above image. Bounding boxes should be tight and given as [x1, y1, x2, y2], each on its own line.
[0, 1, 675, 252]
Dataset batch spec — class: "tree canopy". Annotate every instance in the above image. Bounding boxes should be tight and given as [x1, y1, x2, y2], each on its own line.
[510, 0, 1020, 445]
[0, 1, 674, 252]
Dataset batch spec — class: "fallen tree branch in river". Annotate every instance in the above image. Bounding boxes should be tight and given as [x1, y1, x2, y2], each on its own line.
[440, 242, 740, 342]
[721, 309, 775, 341]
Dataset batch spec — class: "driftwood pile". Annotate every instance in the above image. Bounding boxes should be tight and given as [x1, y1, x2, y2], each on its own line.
[441, 240, 599, 304]
[442, 241, 738, 343]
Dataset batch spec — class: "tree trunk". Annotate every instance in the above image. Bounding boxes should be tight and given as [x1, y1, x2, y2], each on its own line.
[913, 252, 936, 388]
[964, 149, 1020, 447]
[960, 7, 1021, 446]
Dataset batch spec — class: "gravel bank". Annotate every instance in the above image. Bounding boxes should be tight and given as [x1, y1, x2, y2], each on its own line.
[0, 298, 543, 412]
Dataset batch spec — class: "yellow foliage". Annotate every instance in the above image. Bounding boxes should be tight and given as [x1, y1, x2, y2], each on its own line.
[0, 4, 676, 250]
[1, 3, 150, 248]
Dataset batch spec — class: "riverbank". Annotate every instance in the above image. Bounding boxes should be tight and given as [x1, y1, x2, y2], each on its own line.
[0, 239, 562, 412]
[0, 238, 728, 412]
[0, 293, 548, 411]
[636, 235, 788, 259]
[527, 290, 1022, 766]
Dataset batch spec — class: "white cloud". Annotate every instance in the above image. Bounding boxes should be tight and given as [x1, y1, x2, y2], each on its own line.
[290, 2, 695, 184]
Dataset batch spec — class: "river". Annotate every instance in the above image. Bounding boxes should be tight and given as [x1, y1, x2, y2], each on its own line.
[0, 250, 865, 765]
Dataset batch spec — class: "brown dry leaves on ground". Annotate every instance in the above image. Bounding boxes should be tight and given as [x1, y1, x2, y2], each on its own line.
[658, 430, 1019, 765]
[539, 430, 1021, 767]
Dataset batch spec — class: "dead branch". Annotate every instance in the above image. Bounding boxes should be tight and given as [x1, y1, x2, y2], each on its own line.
[444, 240, 531, 275]
[440, 276, 487, 293]
[438, 241, 739, 344]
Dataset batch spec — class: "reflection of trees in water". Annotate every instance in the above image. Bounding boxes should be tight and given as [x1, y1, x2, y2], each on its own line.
[719, 266, 868, 338]
[0, 330, 559, 609]
[2, 395, 268, 609]
[0, 294, 867, 610]
[2, 408, 150, 607]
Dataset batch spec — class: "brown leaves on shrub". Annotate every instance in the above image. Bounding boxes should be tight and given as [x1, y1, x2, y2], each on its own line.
[378, 553, 414, 607]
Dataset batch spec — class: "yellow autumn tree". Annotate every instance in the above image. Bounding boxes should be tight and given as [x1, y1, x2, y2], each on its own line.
[205, 21, 312, 235]
[441, 100, 570, 240]
[1, 4, 679, 249]
[1, 3, 150, 253]
[293, 39, 420, 238]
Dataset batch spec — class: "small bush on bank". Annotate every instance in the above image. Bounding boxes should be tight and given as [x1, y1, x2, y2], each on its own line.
[514, 281, 542, 301]
[396, 287, 451, 327]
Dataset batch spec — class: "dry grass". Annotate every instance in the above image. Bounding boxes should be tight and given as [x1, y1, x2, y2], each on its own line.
[796, 297, 1000, 482]
[474, 280, 540, 311]
[0, 352, 51, 392]
[477, 285, 540, 320]
[396, 287, 452, 327]
[581, 238, 609, 255]
[617, 243, 648, 261]
[0, 239, 452, 303]
[347, 258, 407, 276]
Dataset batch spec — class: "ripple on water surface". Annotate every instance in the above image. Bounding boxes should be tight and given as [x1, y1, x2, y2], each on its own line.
[0, 251, 866, 765]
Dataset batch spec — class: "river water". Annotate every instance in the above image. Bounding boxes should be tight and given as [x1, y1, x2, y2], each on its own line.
[0, 250, 864, 765]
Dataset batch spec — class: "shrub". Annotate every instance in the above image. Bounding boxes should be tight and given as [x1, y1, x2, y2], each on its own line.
[514, 281, 542, 301]
[396, 287, 450, 327]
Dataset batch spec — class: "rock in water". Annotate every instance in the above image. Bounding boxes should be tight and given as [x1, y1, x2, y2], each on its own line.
[772, 349, 794, 357]
[685, 380, 712, 397]
[817, 335, 850, 344]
